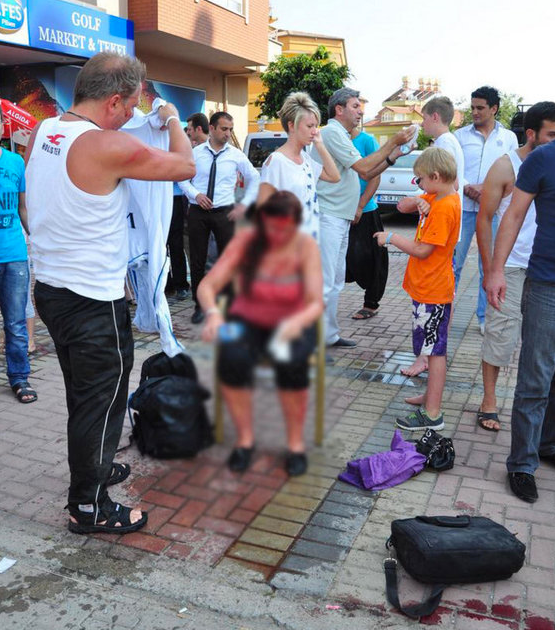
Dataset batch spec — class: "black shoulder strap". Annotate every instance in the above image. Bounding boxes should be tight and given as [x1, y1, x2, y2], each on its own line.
[384, 558, 445, 620]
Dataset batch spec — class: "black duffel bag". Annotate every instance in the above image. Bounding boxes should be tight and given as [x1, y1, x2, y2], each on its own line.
[384, 515, 526, 619]
[129, 374, 213, 459]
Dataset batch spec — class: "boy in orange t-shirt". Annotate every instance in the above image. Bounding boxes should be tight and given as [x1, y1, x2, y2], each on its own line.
[375, 147, 460, 430]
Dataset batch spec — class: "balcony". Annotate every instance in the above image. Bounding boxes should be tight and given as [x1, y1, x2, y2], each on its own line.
[129, 0, 269, 72]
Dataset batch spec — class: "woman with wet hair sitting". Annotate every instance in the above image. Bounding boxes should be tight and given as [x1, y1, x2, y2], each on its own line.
[198, 190, 323, 475]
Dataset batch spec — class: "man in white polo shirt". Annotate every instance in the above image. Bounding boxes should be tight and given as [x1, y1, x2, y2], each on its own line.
[454, 86, 518, 334]
[313, 88, 412, 347]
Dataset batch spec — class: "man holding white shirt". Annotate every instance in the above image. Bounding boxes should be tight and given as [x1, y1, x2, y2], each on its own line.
[25, 52, 195, 534]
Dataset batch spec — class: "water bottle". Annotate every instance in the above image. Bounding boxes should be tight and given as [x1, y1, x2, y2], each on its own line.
[218, 322, 244, 343]
[400, 124, 420, 154]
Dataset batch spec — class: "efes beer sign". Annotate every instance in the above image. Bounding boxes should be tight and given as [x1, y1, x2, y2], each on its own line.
[0, 0, 24, 33]
[0, 0, 29, 45]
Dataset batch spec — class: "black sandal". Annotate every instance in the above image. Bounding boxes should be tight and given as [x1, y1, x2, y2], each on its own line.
[477, 410, 500, 432]
[107, 463, 131, 486]
[67, 496, 147, 535]
[11, 381, 37, 404]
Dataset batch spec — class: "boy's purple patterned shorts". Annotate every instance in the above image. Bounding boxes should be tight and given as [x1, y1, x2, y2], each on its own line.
[412, 300, 451, 357]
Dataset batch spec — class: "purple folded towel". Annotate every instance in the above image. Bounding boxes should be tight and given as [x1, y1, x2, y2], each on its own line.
[338, 430, 426, 491]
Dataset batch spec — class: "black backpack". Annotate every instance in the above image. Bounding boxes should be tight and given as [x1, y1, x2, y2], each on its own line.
[128, 352, 214, 459]
[139, 351, 198, 383]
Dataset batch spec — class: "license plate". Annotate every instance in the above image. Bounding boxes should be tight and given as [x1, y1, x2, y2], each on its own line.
[377, 194, 403, 203]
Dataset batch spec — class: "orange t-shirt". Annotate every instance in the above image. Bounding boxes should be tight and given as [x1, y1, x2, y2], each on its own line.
[402, 193, 461, 304]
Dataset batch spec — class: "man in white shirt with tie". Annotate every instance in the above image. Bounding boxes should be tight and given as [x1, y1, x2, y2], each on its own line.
[180, 112, 260, 323]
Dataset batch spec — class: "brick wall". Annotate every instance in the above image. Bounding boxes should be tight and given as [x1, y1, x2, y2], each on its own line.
[129, 0, 268, 66]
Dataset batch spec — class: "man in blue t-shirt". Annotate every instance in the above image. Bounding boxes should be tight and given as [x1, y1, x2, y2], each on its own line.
[347, 129, 388, 319]
[0, 113, 36, 403]
[486, 139, 555, 504]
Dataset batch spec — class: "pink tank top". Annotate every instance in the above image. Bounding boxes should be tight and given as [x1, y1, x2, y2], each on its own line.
[230, 271, 304, 328]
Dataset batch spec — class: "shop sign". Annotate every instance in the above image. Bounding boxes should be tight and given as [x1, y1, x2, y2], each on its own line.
[0, 0, 134, 57]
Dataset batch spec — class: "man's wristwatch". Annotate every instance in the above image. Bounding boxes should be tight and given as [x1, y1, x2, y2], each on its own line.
[386, 156, 396, 166]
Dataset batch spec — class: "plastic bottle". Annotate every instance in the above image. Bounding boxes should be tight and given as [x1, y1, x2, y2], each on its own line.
[400, 124, 420, 154]
[218, 322, 244, 343]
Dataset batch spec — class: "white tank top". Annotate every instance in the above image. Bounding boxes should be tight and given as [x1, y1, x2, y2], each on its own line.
[496, 150, 536, 269]
[26, 117, 129, 301]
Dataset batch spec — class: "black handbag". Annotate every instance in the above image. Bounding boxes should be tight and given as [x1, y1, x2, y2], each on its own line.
[415, 429, 455, 471]
[384, 515, 526, 619]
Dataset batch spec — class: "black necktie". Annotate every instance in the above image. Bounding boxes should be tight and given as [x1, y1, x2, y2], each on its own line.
[206, 149, 221, 202]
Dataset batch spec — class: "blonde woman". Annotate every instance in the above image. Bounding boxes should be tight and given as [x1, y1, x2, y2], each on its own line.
[257, 92, 340, 241]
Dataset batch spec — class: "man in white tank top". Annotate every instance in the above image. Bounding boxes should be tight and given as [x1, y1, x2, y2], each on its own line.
[476, 102, 555, 432]
[24, 52, 195, 535]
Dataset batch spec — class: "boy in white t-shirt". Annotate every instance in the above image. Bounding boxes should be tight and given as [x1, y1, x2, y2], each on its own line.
[401, 96, 464, 378]
[422, 97, 465, 211]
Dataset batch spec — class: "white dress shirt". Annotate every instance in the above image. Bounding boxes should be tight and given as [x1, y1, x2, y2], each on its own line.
[454, 121, 518, 213]
[179, 141, 260, 207]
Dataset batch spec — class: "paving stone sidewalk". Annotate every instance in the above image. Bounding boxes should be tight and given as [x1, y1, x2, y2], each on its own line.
[1, 218, 554, 629]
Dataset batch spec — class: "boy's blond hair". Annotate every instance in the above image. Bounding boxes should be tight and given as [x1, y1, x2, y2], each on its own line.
[414, 147, 457, 183]
[278, 91, 321, 133]
[421, 96, 454, 126]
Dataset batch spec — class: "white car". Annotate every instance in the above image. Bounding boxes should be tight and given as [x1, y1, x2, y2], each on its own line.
[243, 130, 287, 171]
[236, 130, 287, 203]
[375, 150, 422, 213]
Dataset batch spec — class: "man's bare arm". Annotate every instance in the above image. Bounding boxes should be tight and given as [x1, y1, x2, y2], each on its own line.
[25, 111, 195, 189]
[491, 188, 534, 272]
[476, 157, 511, 276]
[485, 188, 535, 310]
[112, 113, 195, 182]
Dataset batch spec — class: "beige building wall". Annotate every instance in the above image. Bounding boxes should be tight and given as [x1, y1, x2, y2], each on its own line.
[140, 51, 224, 115]
[140, 52, 250, 145]
[226, 75, 250, 146]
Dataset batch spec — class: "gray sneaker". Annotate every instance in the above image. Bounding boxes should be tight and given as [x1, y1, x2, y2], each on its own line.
[396, 408, 444, 432]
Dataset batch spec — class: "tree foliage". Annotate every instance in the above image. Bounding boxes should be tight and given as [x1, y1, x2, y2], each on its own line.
[459, 92, 523, 129]
[256, 46, 350, 125]
[416, 127, 432, 150]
